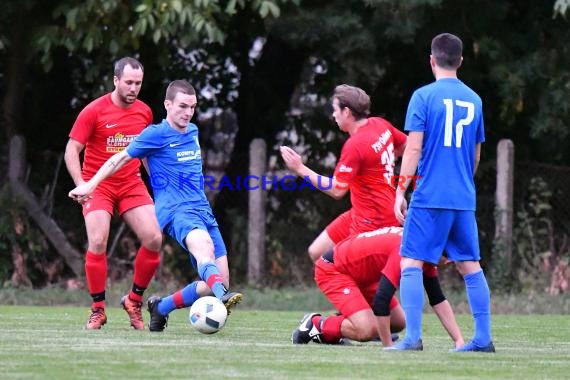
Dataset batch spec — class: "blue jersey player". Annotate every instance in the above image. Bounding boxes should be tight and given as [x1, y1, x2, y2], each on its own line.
[69, 80, 243, 332]
[388, 33, 494, 352]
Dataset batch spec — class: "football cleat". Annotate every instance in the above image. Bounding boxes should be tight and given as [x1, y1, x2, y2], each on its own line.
[147, 296, 168, 332]
[85, 307, 107, 330]
[384, 338, 423, 351]
[221, 291, 243, 314]
[291, 313, 323, 344]
[451, 340, 495, 353]
[121, 295, 144, 330]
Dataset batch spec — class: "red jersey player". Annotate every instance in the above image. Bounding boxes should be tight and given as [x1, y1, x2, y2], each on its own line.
[291, 226, 464, 348]
[64, 57, 162, 330]
[280, 84, 407, 262]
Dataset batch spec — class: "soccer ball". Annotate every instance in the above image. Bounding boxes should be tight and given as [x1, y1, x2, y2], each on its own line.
[189, 296, 228, 334]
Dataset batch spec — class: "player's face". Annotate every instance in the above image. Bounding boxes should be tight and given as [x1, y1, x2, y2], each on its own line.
[165, 92, 198, 130]
[114, 65, 144, 106]
[331, 98, 348, 131]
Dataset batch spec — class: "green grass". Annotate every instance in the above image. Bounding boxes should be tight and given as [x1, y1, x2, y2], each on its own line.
[2, 284, 570, 314]
[0, 305, 569, 379]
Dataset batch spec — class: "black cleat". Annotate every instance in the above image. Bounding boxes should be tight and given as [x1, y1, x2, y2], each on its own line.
[221, 291, 243, 314]
[147, 296, 168, 332]
[291, 313, 323, 344]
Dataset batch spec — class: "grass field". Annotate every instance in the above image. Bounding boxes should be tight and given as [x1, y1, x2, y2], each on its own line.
[0, 305, 569, 379]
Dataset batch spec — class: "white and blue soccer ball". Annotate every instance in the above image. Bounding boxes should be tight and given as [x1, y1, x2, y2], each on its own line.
[189, 296, 228, 334]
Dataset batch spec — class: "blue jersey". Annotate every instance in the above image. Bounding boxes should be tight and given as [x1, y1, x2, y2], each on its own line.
[405, 78, 485, 210]
[126, 119, 210, 228]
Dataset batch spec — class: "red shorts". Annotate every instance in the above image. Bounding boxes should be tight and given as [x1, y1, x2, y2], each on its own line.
[325, 208, 399, 244]
[314, 258, 399, 317]
[325, 210, 353, 244]
[379, 251, 439, 289]
[82, 179, 153, 217]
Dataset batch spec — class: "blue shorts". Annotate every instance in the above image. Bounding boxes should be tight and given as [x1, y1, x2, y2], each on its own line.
[165, 207, 227, 268]
[400, 207, 480, 264]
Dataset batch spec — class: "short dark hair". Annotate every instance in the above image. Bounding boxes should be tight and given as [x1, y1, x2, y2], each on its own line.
[332, 84, 370, 120]
[114, 57, 144, 78]
[165, 80, 196, 101]
[431, 33, 463, 69]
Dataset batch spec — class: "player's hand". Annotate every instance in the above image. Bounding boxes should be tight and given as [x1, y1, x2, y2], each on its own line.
[279, 146, 304, 174]
[68, 183, 94, 204]
[394, 192, 408, 225]
[454, 337, 465, 348]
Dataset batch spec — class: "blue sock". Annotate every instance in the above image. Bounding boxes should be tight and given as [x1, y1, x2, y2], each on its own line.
[464, 270, 492, 345]
[158, 281, 200, 316]
[400, 266, 424, 343]
[197, 261, 227, 299]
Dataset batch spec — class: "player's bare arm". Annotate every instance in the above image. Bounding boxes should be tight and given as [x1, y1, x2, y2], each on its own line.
[68, 150, 133, 202]
[141, 158, 151, 175]
[394, 131, 423, 224]
[394, 137, 408, 157]
[64, 138, 87, 186]
[280, 145, 347, 199]
[431, 301, 465, 348]
[372, 276, 398, 347]
[423, 274, 465, 348]
[474, 143, 481, 175]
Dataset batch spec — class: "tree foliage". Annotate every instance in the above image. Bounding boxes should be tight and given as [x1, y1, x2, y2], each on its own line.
[0, 0, 570, 288]
[554, 0, 570, 17]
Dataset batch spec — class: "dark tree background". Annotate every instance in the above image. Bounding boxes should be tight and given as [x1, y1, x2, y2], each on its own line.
[1, 0, 569, 290]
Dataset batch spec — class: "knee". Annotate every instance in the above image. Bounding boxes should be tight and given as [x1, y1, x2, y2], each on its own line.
[87, 235, 108, 253]
[142, 231, 163, 251]
[307, 244, 322, 262]
[353, 325, 377, 342]
[190, 249, 217, 266]
[390, 321, 405, 333]
[455, 261, 482, 276]
[390, 316, 406, 333]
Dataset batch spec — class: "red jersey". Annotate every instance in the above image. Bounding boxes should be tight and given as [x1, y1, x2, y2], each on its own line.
[333, 117, 407, 230]
[333, 226, 437, 288]
[69, 93, 152, 182]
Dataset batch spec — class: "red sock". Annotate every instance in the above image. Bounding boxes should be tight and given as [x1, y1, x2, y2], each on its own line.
[85, 251, 107, 309]
[129, 246, 160, 302]
[319, 315, 345, 344]
[172, 291, 185, 309]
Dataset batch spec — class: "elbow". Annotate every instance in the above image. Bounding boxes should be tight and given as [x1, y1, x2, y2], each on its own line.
[330, 193, 343, 200]
[408, 146, 422, 157]
[329, 190, 346, 200]
[63, 149, 77, 168]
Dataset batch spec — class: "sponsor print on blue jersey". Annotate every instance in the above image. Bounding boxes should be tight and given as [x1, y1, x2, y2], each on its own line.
[126, 119, 210, 227]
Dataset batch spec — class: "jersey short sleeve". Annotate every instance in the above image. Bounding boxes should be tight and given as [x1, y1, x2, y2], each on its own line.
[389, 123, 408, 150]
[333, 138, 361, 186]
[126, 125, 164, 159]
[69, 102, 99, 145]
[404, 91, 427, 133]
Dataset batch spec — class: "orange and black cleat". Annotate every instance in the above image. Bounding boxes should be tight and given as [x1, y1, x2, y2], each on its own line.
[121, 295, 145, 330]
[85, 307, 107, 330]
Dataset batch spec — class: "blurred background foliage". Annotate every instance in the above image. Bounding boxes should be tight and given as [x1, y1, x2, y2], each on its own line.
[0, 0, 569, 294]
